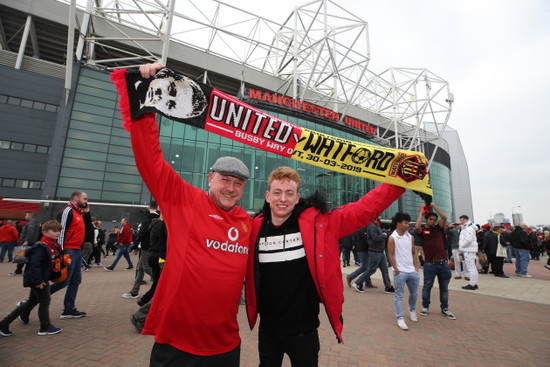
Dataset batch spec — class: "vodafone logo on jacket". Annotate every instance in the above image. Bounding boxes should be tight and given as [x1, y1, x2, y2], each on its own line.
[205, 227, 248, 254]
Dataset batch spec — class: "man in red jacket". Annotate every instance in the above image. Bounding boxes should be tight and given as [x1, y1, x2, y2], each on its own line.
[104, 218, 134, 271]
[245, 166, 404, 366]
[51, 191, 93, 319]
[0, 220, 19, 262]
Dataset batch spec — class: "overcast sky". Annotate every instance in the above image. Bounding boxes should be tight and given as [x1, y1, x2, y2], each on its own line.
[229, 0, 550, 225]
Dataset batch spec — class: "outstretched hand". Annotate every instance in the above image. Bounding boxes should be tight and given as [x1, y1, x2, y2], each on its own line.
[139, 63, 165, 78]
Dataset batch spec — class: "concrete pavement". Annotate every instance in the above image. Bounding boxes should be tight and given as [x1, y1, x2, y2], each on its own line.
[0, 254, 549, 366]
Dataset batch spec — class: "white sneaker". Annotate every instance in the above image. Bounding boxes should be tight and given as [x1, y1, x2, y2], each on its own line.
[397, 317, 408, 330]
[409, 310, 418, 322]
[122, 292, 139, 299]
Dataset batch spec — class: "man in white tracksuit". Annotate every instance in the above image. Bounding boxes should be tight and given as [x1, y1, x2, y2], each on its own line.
[459, 215, 478, 290]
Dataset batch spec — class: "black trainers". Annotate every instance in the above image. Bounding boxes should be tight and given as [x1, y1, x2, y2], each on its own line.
[0, 323, 12, 337]
[125, 266, 134, 270]
[384, 286, 395, 294]
[60, 309, 87, 319]
[352, 282, 365, 293]
[37, 325, 62, 335]
[462, 284, 477, 290]
[18, 314, 29, 324]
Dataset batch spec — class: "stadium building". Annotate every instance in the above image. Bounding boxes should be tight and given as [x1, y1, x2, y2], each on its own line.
[0, 0, 471, 224]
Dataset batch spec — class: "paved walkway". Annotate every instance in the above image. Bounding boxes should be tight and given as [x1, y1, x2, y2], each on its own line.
[0, 255, 549, 367]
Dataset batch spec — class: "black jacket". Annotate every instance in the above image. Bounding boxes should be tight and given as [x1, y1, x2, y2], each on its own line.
[510, 227, 529, 250]
[134, 212, 160, 251]
[148, 218, 167, 259]
[23, 242, 51, 287]
[483, 231, 506, 256]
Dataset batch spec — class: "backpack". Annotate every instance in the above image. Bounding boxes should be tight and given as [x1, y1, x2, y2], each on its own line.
[50, 248, 72, 283]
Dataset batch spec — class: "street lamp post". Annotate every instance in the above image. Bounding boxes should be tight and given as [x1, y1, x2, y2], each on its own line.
[511, 205, 521, 226]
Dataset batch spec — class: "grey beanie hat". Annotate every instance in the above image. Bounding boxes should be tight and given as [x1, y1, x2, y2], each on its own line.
[210, 156, 250, 180]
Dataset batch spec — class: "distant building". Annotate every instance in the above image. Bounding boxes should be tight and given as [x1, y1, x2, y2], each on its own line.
[512, 213, 524, 227]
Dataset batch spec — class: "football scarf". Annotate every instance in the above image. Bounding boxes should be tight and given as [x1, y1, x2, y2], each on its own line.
[111, 68, 433, 197]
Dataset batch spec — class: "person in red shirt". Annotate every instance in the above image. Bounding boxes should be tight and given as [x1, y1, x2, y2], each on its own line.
[414, 203, 456, 320]
[0, 220, 20, 262]
[104, 218, 134, 271]
[112, 63, 254, 366]
[50, 191, 92, 319]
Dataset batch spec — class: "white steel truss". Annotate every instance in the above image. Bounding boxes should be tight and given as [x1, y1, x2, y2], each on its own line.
[62, 0, 452, 162]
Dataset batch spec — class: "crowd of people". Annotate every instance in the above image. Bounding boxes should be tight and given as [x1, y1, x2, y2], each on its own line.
[1, 61, 549, 367]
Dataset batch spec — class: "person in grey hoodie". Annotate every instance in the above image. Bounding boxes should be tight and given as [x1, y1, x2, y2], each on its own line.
[353, 217, 395, 294]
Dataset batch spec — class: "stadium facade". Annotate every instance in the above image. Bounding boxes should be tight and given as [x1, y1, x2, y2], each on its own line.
[0, 0, 470, 224]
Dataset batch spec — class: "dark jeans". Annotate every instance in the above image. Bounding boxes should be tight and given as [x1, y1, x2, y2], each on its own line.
[108, 244, 133, 269]
[140, 256, 162, 305]
[1, 284, 51, 329]
[487, 254, 504, 276]
[91, 245, 105, 264]
[150, 342, 240, 367]
[50, 248, 82, 312]
[0, 241, 17, 262]
[259, 329, 319, 367]
[422, 262, 451, 310]
[356, 251, 391, 288]
[347, 252, 369, 282]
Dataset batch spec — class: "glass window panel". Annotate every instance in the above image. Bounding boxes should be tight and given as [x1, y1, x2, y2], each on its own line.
[2, 179, 15, 187]
[101, 191, 141, 203]
[0, 141, 10, 149]
[106, 153, 134, 165]
[196, 129, 208, 142]
[78, 75, 116, 90]
[105, 163, 138, 175]
[181, 143, 195, 173]
[15, 180, 29, 188]
[11, 142, 23, 150]
[159, 119, 173, 137]
[172, 122, 185, 138]
[7, 97, 21, 105]
[21, 99, 34, 108]
[57, 187, 101, 200]
[68, 129, 110, 144]
[60, 167, 105, 180]
[23, 144, 36, 152]
[76, 84, 117, 100]
[108, 136, 131, 148]
[208, 132, 220, 144]
[207, 145, 220, 169]
[102, 181, 142, 193]
[63, 148, 107, 161]
[184, 125, 197, 140]
[71, 111, 113, 126]
[45, 104, 58, 112]
[58, 177, 103, 191]
[33, 101, 45, 110]
[0, 95, 7, 103]
[104, 172, 142, 185]
[65, 138, 108, 152]
[193, 142, 207, 173]
[29, 181, 42, 189]
[72, 101, 114, 117]
[36, 145, 49, 154]
[107, 145, 133, 156]
[74, 93, 117, 109]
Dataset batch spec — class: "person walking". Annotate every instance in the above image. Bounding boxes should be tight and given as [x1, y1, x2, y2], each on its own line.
[104, 218, 134, 271]
[387, 212, 420, 331]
